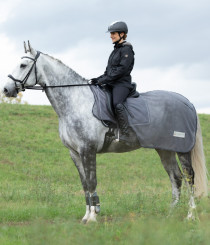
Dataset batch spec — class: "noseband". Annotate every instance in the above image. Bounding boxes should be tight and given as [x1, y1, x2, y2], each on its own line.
[8, 51, 41, 92]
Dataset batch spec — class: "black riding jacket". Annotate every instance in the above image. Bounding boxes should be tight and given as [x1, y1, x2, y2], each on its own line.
[97, 41, 135, 90]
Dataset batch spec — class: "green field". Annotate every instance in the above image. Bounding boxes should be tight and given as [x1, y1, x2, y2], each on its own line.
[0, 103, 209, 245]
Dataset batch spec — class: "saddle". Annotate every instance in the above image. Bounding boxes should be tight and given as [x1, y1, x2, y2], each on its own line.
[90, 83, 140, 127]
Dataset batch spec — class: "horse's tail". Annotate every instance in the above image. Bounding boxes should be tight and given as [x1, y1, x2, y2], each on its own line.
[191, 115, 208, 197]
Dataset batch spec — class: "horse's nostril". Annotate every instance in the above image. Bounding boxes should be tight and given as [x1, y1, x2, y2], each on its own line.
[4, 88, 8, 94]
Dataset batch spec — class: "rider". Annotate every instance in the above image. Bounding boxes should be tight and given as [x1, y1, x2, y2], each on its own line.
[90, 21, 135, 141]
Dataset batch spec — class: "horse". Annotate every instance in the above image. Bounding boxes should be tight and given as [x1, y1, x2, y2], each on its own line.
[3, 42, 208, 223]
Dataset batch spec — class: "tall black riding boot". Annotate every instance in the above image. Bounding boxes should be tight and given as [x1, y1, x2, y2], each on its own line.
[115, 103, 133, 143]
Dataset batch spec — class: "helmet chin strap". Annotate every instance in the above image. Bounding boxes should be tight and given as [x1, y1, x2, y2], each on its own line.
[113, 32, 123, 45]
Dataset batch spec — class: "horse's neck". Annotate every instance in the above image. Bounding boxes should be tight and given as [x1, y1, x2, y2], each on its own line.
[39, 55, 93, 118]
[41, 54, 86, 85]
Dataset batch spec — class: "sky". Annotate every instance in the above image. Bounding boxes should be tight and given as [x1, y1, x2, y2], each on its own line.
[0, 0, 210, 113]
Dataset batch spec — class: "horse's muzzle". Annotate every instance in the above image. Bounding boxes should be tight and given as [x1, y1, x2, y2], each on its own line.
[3, 82, 18, 97]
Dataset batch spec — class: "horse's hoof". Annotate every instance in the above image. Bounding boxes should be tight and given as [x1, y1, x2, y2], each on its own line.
[81, 219, 88, 224]
[186, 212, 195, 221]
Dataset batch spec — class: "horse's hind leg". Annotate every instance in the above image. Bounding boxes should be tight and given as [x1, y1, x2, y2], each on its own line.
[156, 149, 183, 207]
[177, 152, 196, 219]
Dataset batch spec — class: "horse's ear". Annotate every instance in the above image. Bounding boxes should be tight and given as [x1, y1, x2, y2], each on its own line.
[28, 40, 32, 52]
[24, 41, 27, 53]
[28, 40, 36, 56]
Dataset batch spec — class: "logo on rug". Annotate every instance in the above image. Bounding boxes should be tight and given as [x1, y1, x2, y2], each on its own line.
[173, 131, 185, 138]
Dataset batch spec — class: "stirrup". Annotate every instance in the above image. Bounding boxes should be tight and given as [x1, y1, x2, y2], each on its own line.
[119, 128, 135, 143]
[115, 129, 120, 142]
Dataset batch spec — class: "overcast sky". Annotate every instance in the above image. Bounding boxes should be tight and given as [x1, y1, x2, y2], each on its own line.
[0, 0, 210, 113]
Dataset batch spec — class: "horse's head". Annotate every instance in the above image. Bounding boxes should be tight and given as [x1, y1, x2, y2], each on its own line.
[3, 41, 41, 97]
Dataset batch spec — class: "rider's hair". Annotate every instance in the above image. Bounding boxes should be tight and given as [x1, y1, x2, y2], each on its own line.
[120, 32, 127, 40]
[122, 33, 127, 40]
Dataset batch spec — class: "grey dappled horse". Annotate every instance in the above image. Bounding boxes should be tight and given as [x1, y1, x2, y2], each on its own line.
[3, 43, 208, 223]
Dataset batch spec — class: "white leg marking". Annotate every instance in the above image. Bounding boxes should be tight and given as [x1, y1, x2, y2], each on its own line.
[82, 205, 90, 224]
[87, 206, 97, 223]
[187, 195, 196, 220]
[170, 175, 181, 207]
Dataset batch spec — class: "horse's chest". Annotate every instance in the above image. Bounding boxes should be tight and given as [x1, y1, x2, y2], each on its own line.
[58, 118, 89, 151]
[58, 120, 75, 148]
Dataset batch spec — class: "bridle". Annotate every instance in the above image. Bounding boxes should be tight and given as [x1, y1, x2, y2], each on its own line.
[8, 51, 92, 92]
[8, 51, 41, 92]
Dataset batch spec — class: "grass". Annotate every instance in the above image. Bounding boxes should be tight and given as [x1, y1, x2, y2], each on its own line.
[0, 103, 209, 244]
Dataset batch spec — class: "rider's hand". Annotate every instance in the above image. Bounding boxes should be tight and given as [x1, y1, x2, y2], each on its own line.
[89, 78, 99, 85]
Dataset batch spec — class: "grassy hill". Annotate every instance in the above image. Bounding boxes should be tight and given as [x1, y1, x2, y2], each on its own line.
[0, 103, 209, 245]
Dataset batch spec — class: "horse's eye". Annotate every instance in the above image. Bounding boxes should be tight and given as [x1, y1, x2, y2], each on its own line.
[20, 64, 27, 68]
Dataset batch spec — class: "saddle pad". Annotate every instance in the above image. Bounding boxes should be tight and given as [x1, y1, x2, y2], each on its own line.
[91, 86, 197, 153]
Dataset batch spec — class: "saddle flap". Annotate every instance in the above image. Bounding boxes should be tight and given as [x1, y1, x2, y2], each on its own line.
[90, 85, 149, 126]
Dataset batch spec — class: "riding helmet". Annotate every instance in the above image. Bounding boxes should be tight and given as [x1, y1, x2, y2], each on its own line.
[107, 21, 128, 34]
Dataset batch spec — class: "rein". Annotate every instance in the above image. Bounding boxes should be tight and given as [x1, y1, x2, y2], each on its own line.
[8, 51, 92, 92]
[26, 83, 92, 91]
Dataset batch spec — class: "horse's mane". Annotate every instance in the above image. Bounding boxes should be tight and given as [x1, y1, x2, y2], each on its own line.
[43, 52, 87, 82]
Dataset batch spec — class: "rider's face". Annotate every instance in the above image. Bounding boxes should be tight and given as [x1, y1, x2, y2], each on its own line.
[110, 32, 124, 43]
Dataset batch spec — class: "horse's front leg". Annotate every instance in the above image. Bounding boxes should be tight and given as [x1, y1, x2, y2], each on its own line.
[80, 147, 100, 223]
[70, 149, 91, 223]
[70, 147, 100, 223]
